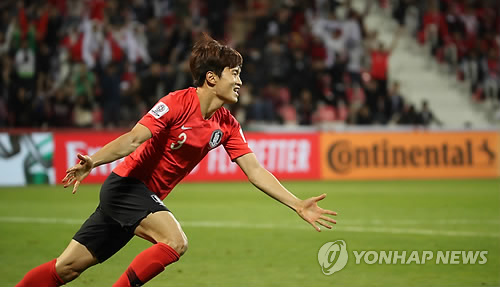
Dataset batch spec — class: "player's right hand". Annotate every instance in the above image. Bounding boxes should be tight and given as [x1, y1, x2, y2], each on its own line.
[62, 154, 94, 194]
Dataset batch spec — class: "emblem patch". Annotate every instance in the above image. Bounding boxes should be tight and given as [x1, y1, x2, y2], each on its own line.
[149, 102, 169, 119]
[209, 129, 223, 149]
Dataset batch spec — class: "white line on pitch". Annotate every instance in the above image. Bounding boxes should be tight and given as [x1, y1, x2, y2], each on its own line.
[0, 216, 498, 226]
[0, 216, 499, 238]
[180, 221, 500, 238]
[336, 219, 500, 225]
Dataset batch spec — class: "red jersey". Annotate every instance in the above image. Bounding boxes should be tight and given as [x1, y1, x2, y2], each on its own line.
[370, 50, 389, 80]
[113, 87, 252, 199]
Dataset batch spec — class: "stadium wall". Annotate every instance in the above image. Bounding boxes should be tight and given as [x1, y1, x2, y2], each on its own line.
[0, 129, 499, 186]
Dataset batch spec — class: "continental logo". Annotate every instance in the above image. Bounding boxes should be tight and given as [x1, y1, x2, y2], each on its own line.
[320, 132, 500, 179]
[327, 139, 495, 173]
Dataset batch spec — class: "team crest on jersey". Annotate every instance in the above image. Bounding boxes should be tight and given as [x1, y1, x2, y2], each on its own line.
[149, 102, 169, 119]
[209, 129, 223, 149]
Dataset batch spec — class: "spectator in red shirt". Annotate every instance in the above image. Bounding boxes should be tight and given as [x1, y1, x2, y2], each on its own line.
[369, 27, 402, 98]
[16, 34, 337, 287]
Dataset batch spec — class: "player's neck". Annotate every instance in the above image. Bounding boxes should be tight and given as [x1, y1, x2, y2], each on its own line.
[196, 86, 224, 120]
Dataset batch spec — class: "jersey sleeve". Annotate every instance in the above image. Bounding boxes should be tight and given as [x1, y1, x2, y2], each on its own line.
[138, 95, 179, 136]
[223, 114, 253, 161]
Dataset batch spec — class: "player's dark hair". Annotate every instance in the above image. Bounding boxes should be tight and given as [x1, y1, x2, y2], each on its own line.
[189, 33, 243, 87]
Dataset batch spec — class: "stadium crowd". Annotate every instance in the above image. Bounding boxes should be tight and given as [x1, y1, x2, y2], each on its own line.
[1, 0, 492, 129]
[391, 0, 500, 119]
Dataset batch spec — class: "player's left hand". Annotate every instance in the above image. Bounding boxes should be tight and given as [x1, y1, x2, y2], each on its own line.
[62, 154, 94, 194]
[296, 194, 337, 232]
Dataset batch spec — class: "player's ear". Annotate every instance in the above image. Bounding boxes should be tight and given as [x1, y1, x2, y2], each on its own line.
[205, 71, 218, 86]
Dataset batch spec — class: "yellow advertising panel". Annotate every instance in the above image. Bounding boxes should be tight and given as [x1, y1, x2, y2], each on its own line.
[320, 131, 500, 180]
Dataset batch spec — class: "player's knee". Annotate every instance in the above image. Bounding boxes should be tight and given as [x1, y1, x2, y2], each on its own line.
[158, 236, 188, 256]
[178, 238, 188, 256]
[55, 261, 84, 282]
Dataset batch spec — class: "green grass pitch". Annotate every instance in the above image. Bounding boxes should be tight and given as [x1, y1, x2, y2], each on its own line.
[1, 179, 499, 286]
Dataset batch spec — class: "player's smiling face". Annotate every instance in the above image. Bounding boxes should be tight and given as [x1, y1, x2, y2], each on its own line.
[216, 66, 242, 104]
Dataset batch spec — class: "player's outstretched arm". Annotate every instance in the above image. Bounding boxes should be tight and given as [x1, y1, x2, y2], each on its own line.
[235, 153, 337, 232]
[62, 123, 152, 193]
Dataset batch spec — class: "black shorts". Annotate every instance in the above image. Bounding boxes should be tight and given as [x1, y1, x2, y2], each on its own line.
[73, 172, 169, 262]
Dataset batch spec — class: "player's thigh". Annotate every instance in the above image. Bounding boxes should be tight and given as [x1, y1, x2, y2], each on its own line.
[134, 211, 188, 255]
[73, 206, 135, 263]
[56, 239, 98, 274]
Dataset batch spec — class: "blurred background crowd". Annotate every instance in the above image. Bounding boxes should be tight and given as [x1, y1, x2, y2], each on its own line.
[0, 0, 498, 129]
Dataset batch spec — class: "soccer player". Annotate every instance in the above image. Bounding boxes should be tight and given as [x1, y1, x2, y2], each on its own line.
[16, 35, 337, 287]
